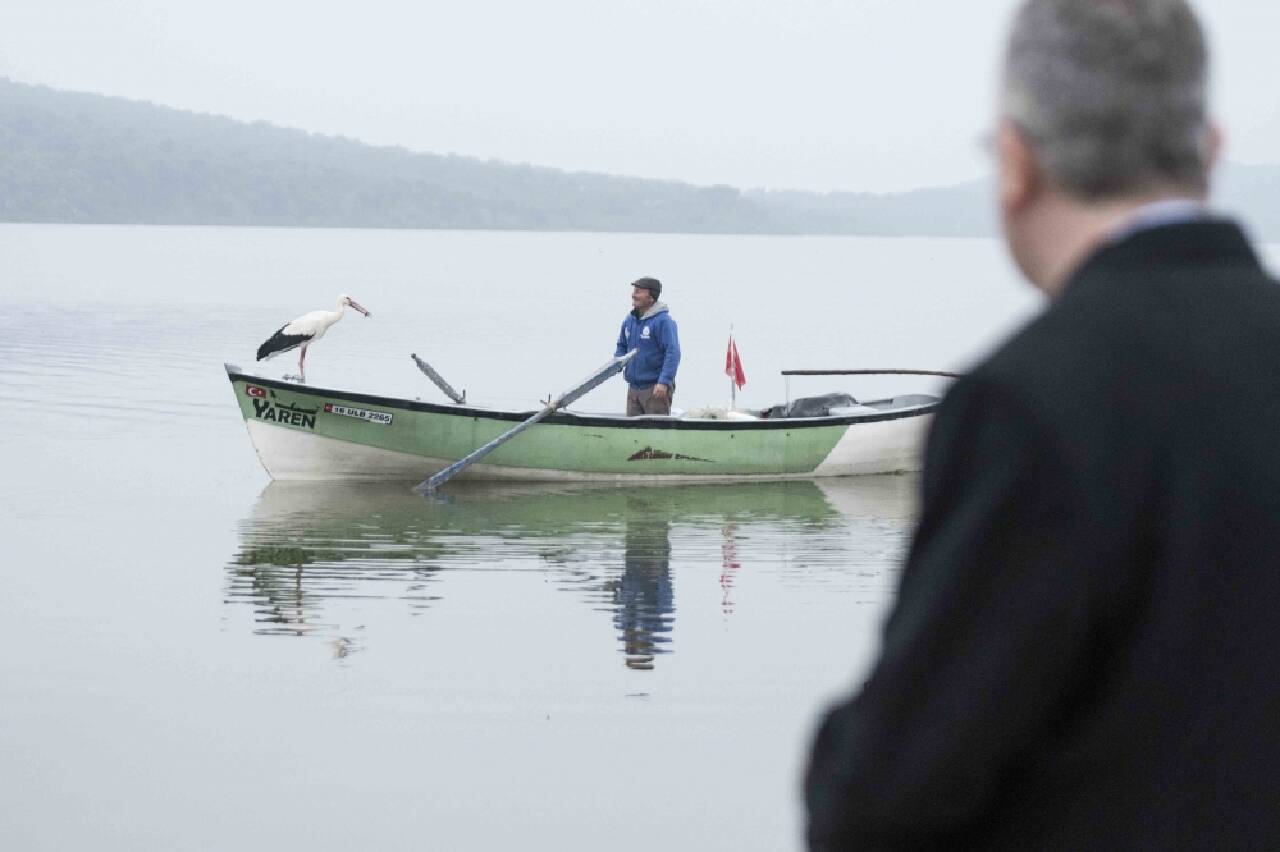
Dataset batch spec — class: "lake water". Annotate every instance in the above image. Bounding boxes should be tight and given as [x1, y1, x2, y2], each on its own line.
[4, 224, 1265, 850]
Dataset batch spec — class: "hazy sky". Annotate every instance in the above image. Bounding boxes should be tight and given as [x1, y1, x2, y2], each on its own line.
[2, 0, 1277, 193]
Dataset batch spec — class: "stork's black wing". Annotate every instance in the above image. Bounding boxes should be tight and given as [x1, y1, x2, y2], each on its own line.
[256, 325, 313, 361]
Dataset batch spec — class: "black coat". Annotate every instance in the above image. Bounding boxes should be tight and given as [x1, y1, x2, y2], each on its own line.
[805, 221, 1280, 850]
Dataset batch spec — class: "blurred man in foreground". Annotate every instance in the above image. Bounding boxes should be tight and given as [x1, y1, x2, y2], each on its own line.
[805, 1, 1280, 848]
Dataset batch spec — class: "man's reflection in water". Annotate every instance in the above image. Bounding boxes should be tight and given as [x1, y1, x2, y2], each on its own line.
[607, 506, 674, 670]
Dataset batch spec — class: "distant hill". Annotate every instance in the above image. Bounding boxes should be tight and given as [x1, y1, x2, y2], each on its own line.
[1214, 164, 1280, 243]
[1, 78, 1275, 239]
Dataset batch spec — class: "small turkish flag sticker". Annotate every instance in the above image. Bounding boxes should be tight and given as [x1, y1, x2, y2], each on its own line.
[246, 385, 267, 398]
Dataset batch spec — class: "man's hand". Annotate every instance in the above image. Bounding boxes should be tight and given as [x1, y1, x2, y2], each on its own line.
[653, 384, 669, 400]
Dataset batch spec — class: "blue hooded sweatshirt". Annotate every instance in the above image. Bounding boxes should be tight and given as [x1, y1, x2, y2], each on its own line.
[614, 301, 681, 389]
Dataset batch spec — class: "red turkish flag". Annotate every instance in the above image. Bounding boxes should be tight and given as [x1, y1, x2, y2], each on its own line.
[725, 335, 746, 389]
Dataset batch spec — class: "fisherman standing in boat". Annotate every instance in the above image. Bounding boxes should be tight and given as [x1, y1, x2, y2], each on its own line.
[615, 277, 681, 415]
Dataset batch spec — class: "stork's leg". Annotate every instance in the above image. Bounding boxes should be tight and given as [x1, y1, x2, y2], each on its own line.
[298, 344, 308, 383]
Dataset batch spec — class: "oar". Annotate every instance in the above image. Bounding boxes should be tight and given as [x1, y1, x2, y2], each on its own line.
[415, 350, 636, 493]
[410, 353, 466, 404]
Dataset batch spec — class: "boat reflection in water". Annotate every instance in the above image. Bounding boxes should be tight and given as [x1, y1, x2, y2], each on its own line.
[227, 477, 917, 665]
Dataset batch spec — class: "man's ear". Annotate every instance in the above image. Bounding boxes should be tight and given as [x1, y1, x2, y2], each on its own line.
[1206, 120, 1223, 172]
[998, 120, 1040, 213]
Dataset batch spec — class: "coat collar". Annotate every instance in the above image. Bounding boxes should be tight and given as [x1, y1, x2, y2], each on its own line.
[1066, 218, 1264, 296]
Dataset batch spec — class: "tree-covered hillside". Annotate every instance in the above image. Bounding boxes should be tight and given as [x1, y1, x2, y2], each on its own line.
[0, 78, 991, 234]
[1, 78, 1274, 239]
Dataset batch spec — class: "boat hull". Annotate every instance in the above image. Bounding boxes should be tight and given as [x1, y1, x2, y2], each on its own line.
[227, 368, 933, 482]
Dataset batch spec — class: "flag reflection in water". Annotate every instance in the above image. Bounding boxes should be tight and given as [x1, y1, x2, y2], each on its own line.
[720, 523, 742, 615]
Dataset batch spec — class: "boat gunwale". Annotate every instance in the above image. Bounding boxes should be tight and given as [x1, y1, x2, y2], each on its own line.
[225, 366, 939, 431]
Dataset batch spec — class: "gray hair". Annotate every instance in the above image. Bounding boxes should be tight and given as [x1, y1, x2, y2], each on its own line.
[1001, 0, 1212, 199]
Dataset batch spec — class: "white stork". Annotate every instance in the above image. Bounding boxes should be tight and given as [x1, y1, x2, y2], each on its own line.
[256, 295, 371, 381]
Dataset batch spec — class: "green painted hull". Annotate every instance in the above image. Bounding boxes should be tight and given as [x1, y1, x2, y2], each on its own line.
[226, 365, 934, 482]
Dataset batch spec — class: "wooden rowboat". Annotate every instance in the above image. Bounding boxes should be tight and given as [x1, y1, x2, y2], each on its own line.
[225, 363, 945, 483]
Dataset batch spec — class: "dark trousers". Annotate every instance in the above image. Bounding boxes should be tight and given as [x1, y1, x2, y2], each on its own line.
[627, 384, 673, 416]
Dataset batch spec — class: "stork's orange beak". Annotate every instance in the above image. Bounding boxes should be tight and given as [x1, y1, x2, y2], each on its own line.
[348, 299, 371, 317]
